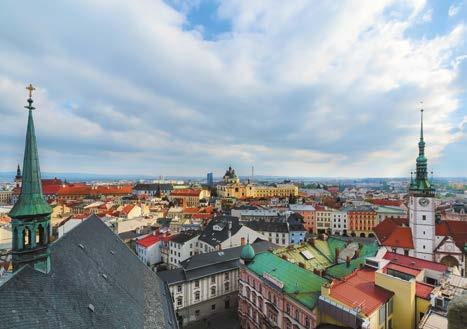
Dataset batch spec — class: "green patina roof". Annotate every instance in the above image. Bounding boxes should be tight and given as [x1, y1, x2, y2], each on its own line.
[325, 256, 367, 279]
[247, 252, 328, 309]
[9, 106, 51, 219]
[241, 243, 255, 261]
[325, 241, 379, 279]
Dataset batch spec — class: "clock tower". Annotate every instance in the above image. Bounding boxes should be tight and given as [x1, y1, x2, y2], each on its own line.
[408, 109, 436, 261]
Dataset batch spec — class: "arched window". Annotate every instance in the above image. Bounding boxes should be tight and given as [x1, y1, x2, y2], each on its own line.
[36, 224, 44, 245]
[23, 227, 31, 248]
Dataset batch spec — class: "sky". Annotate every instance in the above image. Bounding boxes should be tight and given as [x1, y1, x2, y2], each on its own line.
[0, 0, 466, 178]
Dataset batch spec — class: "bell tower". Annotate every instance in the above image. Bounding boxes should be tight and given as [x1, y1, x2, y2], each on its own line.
[15, 164, 22, 188]
[408, 107, 436, 261]
[9, 84, 52, 273]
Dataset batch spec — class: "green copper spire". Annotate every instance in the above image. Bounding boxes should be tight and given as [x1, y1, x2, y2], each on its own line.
[10, 84, 52, 274]
[9, 87, 51, 219]
[409, 108, 434, 196]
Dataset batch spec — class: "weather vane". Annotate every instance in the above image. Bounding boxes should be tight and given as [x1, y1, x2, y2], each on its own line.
[26, 83, 35, 99]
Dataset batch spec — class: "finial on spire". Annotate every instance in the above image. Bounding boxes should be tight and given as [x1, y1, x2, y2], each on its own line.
[24, 83, 36, 111]
[26, 83, 36, 98]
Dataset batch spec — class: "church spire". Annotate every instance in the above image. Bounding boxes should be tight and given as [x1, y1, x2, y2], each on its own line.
[9, 85, 51, 219]
[9, 84, 52, 273]
[409, 104, 434, 196]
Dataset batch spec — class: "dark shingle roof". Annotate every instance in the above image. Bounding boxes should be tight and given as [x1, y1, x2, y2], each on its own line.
[198, 216, 242, 247]
[0, 215, 177, 329]
[170, 230, 201, 244]
[243, 220, 289, 233]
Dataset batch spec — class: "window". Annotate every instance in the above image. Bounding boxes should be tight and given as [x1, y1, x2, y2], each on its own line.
[177, 296, 182, 307]
[388, 298, 393, 315]
[211, 286, 216, 296]
[211, 275, 216, 283]
[195, 291, 200, 301]
[177, 285, 182, 293]
[211, 304, 216, 310]
[422, 215, 426, 221]
[194, 280, 199, 288]
[224, 272, 229, 280]
[195, 310, 200, 317]
[379, 304, 386, 325]
[295, 309, 299, 320]
[225, 281, 230, 291]
[305, 317, 310, 328]
[286, 303, 291, 314]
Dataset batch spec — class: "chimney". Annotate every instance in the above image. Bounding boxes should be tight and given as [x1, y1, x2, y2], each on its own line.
[298, 262, 305, 268]
[335, 248, 340, 264]
[354, 249, 360, 259]
[281, 255, 288, 260]
[346, 256, 350, 268]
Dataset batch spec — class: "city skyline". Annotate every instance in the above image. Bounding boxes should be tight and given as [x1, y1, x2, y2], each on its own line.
[1, 1, 466, 177]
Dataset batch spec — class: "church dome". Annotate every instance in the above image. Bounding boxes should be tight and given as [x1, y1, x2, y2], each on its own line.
[240, 243, 255, 262]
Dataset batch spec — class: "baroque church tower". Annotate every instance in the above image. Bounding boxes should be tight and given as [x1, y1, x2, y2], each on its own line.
[408, 109, 436, 261]
[8, 84, 52, 273]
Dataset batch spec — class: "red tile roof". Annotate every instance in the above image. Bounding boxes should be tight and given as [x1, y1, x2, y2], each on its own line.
[385, 263, 420, 277]
[57, 184, 132, 196]
[121, 205, 135, 215]
[171, 189, 201, 197]
[381, 227, 414, 249]
[383, 252, 448, 273]
[374, 218, 413, 249]
[369, 199, 403, 207]
[136, 234, 161, 248]
[435, 220, 467, 251]
[416, 282, 434, 300]
[330, 268, 394, 316]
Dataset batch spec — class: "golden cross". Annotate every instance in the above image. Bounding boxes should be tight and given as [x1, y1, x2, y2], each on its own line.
[26, 83, 36, 98]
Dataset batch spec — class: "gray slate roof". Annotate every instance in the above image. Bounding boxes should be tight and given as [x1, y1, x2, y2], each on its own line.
[198, 216, 241, 247]
[243, 220, 289, 233]
[158, 240, 275, 285]
[0, 215, 177, 329]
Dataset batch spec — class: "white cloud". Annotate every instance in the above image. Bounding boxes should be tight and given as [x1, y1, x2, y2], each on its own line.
[0, 0, 465, 177]
[448, 3, 461, 17]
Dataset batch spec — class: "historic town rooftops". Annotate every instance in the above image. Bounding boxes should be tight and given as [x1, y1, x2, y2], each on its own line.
[383, 252, 448, 273]
[158, 241, 274, 285]
[246, 251, 328, 309]
[0, 215, 177, 328]
[329, 268, 394, 316]
[170, 230, 201, 244]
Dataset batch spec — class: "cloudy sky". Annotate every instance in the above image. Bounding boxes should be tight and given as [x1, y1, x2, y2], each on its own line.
[0, 0, 466, 178]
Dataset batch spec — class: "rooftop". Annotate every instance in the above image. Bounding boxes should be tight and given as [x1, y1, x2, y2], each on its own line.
[329, 268, 393, 316]
[247, 252, 328, 309]
[383, 252, 448, 273]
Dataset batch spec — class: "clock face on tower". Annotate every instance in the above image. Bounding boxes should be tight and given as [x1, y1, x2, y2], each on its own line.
[419, 198, 429, 207]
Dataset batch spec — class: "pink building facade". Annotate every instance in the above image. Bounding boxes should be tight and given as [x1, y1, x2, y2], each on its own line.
[238, 267, 319, 329]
